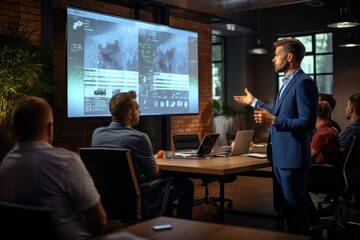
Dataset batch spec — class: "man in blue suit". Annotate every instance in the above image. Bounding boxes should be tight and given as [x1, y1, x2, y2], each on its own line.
[234, 38, 318, 235]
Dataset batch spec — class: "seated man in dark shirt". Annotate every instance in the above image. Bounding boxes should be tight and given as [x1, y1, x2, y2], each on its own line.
[92, 91, 194, 219]
[339, 93, 360, 205]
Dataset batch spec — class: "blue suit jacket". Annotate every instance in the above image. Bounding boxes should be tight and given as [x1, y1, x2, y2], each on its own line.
[256, 70, 318, 169]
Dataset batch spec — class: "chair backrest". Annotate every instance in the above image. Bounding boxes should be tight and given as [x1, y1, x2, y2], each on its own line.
[78, 148, 142, 222]
[340, 135, 357, 195]
[0, 201, 55, 239]
[172, 134, 200, 150]
[309, 135, 356, 196]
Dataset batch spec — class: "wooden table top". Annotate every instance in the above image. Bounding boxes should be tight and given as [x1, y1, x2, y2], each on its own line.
[95, 216, 310, 240]
[156, 154, 270, 175]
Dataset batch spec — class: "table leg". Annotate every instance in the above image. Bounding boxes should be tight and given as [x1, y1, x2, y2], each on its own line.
[219, 178, 225, 223]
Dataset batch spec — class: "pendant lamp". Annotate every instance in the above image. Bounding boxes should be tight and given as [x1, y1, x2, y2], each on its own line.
[328, 0, 359, 28]
[339, 33, 360, 47]
[249, 10, 268, 55]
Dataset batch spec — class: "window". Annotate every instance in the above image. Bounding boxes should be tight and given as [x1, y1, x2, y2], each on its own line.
[276, 32, 333, 94]
[212, 35, 225, 104]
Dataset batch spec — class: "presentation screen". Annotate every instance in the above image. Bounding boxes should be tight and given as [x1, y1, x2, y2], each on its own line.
[66, 6, 199, 118]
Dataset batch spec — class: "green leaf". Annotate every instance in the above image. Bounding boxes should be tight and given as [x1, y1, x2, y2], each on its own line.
[0, 23, 54, 160]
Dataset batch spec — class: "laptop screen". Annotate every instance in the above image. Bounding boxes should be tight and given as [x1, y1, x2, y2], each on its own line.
[197, 133, 220, 156]
[230, 130, 254, 156]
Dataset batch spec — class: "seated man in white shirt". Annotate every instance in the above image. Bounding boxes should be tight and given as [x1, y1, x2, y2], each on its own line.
[0, 96, 107, 240]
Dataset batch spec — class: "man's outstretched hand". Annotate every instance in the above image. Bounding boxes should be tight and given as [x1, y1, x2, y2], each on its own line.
[234, 88, 255, 105]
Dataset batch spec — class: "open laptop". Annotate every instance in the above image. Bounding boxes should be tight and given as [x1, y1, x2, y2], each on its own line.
[174, 133, 220, 158]
[211, 130, 254, 156]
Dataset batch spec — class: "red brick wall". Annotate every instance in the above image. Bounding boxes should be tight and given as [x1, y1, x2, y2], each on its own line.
[0, 0, 41, 43]
[1, 0, 212, 152]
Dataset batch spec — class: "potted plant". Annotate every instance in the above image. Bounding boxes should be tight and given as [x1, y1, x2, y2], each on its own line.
[213, 99, 253, 145]
[0, 23, 53, 161]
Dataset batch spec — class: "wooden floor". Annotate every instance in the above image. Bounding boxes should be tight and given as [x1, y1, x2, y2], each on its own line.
[106, 167, 360, 239]
[190, 171, 360, 240]
[191, 171, 284, 231]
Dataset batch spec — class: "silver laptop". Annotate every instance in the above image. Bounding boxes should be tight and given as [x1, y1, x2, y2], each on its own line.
[212, 130, 254, 156]
[175, 133, 220, 158]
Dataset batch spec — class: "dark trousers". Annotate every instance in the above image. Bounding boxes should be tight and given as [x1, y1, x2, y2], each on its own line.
[166, 177, 194, 219]
[273, 166, 310, 235]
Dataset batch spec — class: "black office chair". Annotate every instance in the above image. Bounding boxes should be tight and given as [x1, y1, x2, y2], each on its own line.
[337, 135, 360, 239]
[0, 201, 56, 239]
[309, 135, 357, 235]
[173, 134, 201, 151]
[172, 134, 234, 209]
[226, 132, 237, 146]
[78, 147, 172, 224]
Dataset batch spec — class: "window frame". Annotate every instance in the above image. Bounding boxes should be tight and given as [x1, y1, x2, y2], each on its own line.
[276, 31, 333, 94]
[212, 35, 225, 105]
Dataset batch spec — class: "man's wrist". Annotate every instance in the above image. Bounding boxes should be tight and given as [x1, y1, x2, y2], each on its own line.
[250, 98, 258, 108]
[271, 117, 275, 125]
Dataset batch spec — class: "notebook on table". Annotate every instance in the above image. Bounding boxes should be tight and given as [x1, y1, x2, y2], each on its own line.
[244, 152, 267, 158]
[174, 133, 220, 158]
[211, 130, 254, 156]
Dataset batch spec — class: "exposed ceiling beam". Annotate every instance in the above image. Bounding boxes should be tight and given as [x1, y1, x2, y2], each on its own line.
[155, 0, 314, 14]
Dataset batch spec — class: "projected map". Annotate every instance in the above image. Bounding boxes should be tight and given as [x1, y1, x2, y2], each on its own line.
[138, 29, 192, 114]
[84, 22, 138, 71]
[67, 7, 198, 118]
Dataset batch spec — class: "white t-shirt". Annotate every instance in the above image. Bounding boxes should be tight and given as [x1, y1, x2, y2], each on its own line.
[0, 141, 100, 240]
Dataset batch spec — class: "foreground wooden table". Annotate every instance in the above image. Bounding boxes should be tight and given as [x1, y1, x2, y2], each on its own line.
[95, 216, 310, 240]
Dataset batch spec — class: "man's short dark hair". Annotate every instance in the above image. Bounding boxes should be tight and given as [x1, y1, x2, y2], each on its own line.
[109, 91, 137, 122]
[11, 96, 52, 141]
[349, 93, 360, 115]
[274, 38, 306, 63]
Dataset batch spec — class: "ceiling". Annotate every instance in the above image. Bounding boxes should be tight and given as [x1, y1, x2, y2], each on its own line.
[148, 0, 315, 15]
[100, 0, 343, 35]
[102, 0, 321, 21]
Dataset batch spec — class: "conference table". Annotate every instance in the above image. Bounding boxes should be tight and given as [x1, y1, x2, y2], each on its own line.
[156, 151, 271, 223]
[94, 216, 310, 240]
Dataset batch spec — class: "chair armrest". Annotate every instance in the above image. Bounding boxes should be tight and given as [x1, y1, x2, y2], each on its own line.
[312, 163, 337, 168]
[141, 177, 173, 188]
[141, 177, 173, 217]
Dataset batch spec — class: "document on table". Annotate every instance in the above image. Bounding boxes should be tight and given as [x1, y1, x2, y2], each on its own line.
[243, 153, 267, 158]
